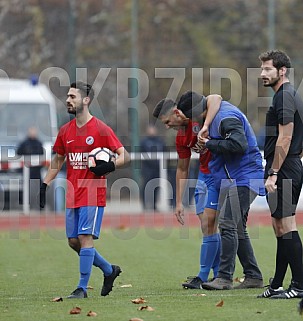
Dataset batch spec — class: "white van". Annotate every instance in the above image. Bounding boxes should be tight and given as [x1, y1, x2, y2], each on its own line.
[0, 78, 58, 210]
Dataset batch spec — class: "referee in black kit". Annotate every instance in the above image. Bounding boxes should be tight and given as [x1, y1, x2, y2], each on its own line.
[257, 50, 303, 299]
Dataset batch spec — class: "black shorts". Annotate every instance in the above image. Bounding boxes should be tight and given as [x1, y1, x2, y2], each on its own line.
[265, 157, 303, 218]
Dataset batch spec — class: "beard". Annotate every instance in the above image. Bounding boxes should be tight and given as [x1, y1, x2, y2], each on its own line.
[263, 70, 280, 87]
[263, 77, 280, 87]
[67, 103, 84, 115]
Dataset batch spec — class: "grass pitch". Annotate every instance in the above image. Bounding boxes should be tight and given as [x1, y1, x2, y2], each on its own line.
[0, 223, 302, 321]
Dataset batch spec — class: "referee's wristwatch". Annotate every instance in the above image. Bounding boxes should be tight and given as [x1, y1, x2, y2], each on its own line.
[268, 168, 278, 176]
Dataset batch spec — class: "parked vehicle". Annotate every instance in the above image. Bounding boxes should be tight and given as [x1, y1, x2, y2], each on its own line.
[0, 78, 58, 210]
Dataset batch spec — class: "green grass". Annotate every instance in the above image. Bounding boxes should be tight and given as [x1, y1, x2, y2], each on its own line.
[0, 225, 302, 321]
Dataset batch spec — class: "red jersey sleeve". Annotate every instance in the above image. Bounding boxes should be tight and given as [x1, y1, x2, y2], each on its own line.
[94, 120, 123, 151]
[176, 132, 191, 159]
[53, 126, 67, 156]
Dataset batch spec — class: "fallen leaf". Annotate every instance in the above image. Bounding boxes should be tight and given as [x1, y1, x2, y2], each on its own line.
[129, 318, 144, 321]
[138, 306, 154, 311]
[216, 299, 224, 307]
[87, 285, 94, 290]
[131, 297, 147, 304]
[70, 307, 82, 314]
[87, 310, 97, 317]
[234, 277, 245, 283]
[192, 293, 206, 297]
[51, 297, 63, 302]
[121, 284, 133, 288]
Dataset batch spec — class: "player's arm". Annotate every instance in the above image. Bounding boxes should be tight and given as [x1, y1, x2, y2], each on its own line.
[271, 122, 293, 170]
[198, 94, 222, 138]
[43, 153, 66, 185]
[202, 117, 248, 154]
[114, 146, 131, 168]
[90, 146, 130, 176]
[175, 157, 190, 225]
[39, 153, 65, 208]
[265, 122, 293, 193]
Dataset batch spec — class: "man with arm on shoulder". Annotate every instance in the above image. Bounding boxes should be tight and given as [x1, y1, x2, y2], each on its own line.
[153, 94, 221, 289]
[186, 92, 265, 290]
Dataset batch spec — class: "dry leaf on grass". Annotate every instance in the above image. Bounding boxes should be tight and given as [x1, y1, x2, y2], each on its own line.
[192, 293, 206, 297]
[129, 318, 144, 321]
[70, 306, 82, 314]
[138, 306, 154, 311]
[131, 297, 147, 304]
[51, 297, 63, 302]
[87, 285, 94, 290]
[87, 310, 97, 317]
[121, 284, 133, 288]
[216, 299, 224, 307]
[234, 277, 244, 283]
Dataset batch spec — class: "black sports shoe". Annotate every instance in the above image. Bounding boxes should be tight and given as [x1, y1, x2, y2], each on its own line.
[257, 277, 283, 298]
[270, 281, 303, 299]
[257, 286, 284, 298]
[101, 265, 122, 296]
[182, 277, 204, 289]
[67, 288, 87, 299]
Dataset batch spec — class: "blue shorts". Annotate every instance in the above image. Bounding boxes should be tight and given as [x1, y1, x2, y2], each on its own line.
[66, 206, 104, 239]
[194, 171, 219, 214]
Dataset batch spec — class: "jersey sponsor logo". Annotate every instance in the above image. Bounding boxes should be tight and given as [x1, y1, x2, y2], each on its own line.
[86, 136, 94, 145]
[192, 125, 200, 134]
[186, 138, 195, 148]
[68, 152, 89, 169]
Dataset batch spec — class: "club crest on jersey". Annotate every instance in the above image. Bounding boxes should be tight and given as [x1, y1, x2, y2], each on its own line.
[86, 136, 94, 145]
[192, 125, 200, 134]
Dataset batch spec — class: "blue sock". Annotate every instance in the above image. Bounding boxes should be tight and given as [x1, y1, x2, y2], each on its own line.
[198, 234, 221, 282]
[211, 233, 221, 278]
[93, 249, 113, 276]
[78, 248, 95, 291]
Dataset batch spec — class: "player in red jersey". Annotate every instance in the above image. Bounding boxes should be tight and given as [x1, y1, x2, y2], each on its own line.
[153, 94, 222, 289]
[39, 81, 130, 298]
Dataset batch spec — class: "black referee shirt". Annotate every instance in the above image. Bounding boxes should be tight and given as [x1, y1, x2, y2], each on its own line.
[264, 82, 303, 160]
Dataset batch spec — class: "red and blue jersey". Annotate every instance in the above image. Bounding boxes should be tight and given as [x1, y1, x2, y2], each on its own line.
[175, 120, 211, 174]
[53, 117, 123, 208]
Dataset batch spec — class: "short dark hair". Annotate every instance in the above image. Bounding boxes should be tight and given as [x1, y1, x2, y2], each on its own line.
[177, 91, 206, 119]
[70, 81, 95, 103]
[153, 98, 176, 118]
[259, 50, 291, 77]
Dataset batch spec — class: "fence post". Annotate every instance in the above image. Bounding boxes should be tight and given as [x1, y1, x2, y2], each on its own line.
[23, 165, 30, 215]
[158, 154, 170, 212]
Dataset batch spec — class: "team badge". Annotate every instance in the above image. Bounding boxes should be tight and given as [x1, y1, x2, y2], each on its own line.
[86, 136, 94, 145]
[192, 125, 200, 134]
